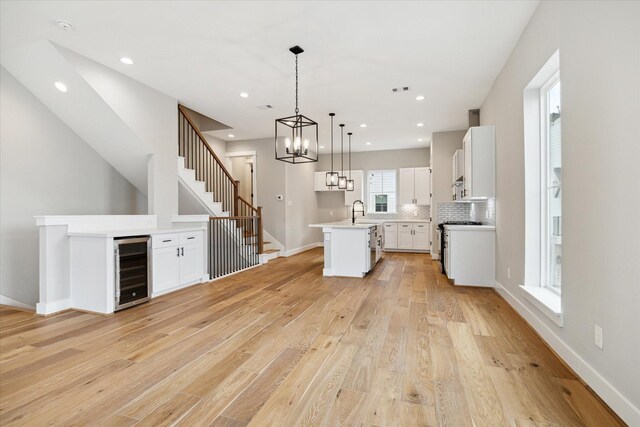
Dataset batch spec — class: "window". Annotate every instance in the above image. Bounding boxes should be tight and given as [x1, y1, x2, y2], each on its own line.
[522, 50, 563, 326]
[542, 74, 562, 295]
[367, 170, 396, 213]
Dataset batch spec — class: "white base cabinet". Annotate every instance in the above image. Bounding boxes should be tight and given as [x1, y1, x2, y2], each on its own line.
[445, 226, 495, 287]
[383, 222, 431, 252]
[152, 230, 205, 297]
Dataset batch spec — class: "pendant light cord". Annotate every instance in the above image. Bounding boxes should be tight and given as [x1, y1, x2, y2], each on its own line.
[330, 114, 334, 171]
[340, 125, 345, 175]
[348, 133, 352, 179]
[295, 54, 299, 115]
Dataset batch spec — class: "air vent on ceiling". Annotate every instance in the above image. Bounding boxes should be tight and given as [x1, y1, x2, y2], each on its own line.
[391, 87, 410, 93]
[256, 104, 274, 110]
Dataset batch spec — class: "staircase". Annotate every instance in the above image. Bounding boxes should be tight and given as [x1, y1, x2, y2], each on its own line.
[177, 106, 279, 275]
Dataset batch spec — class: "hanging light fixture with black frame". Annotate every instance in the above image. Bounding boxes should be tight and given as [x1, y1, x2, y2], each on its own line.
[346, 132, 355, 191]
[337, 124, 347, 189]
[274, 45, 318, 164]
[325, 113, 339, 187]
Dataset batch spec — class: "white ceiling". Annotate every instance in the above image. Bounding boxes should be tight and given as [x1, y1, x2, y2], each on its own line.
[0, 1, 538, 152]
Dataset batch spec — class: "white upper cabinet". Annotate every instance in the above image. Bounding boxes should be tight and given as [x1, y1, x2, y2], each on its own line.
[462, 126, 495, 200]
[399, 167, 431, 205]
[452, 149, 464, 201]
[344, 170, 364, 206]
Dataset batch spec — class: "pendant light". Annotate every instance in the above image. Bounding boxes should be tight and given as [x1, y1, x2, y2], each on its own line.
[274, 46, 318, 164]
[325, 113, 339, 186]
[346, 132, 354, 191]
[337, 124, 347, 189]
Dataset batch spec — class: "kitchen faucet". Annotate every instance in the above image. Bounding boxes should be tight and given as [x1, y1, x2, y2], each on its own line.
[352, 200, 365, 224]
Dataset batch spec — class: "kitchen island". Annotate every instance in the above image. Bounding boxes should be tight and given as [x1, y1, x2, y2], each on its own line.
[309, 221, 383, 277]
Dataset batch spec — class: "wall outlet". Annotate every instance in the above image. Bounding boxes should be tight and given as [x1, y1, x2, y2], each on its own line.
[329, 210, 334, 216]
[414, 210, 418, 217]
[594, 325, 603, 349]
[507, 267, 511, 279]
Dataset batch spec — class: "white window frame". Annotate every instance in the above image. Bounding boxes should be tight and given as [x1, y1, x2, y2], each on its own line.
[521, 50, 563, 327]
[539, 71, 561, 295]
[367, 170, 397, 214]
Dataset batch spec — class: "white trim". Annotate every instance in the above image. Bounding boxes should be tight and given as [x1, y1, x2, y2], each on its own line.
[495, 281, 640, 426]
[36, 298, 71, 315]
[171, 215, 209, 224]
[284, 242, 323, 257]
[520, 285, 563, 326]
[225, 150, 257, 157]
[263, 230, 285, 252]
[0, 295, 35, 311]
[225, 151, 258, 205]
[209, 263, 262, 281]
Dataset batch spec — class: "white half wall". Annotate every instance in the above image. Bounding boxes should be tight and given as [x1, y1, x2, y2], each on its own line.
[480, 2, 640, 423]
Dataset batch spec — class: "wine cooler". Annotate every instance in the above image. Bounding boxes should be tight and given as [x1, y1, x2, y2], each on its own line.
[114, 236, 151, 311]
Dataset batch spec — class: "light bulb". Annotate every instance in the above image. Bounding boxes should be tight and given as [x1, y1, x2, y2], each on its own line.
[303, 139, 309, 149]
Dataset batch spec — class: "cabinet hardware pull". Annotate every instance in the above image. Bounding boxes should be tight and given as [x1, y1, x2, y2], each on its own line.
[187, 236, 195, 240]
[163, 239, 172, 243]
[176, 248, 180, 257]
[181, 247, 184, 256]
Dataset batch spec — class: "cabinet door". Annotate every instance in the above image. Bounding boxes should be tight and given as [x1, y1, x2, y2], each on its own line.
[414, 168, 431, 205]
[152, 246, 180, 294]
[397, 223, 413, 249]
[463, 134, 472, 199]
[179, 242, 203, 286]
[383, 223, 398, 249]
[413, 223, 430, 250]
[398, 168, 415, 205]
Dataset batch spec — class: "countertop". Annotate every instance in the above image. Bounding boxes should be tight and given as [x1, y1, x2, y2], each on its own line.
[309, 218, 432, 229]
[443, 225, 496, 231]
[67, 226, 206, 238]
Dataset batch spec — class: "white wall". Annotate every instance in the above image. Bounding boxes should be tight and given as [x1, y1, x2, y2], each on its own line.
[480, 1, 640, 422]
[285, 162, 322, 252]
[0, 67, 146, 306]
[430, 130, 466, 254]
[58, 46, 178, 224]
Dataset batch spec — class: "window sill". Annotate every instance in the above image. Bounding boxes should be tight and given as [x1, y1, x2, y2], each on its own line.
[520, 285, 563, 327]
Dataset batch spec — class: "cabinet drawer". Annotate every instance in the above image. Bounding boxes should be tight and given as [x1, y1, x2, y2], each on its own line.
[180, 231, 203, 245]
[153, 233, 180, 249]
[414, 223, 429, 230]
[398, 223, 413, 230]
[383, 223, 398, 232]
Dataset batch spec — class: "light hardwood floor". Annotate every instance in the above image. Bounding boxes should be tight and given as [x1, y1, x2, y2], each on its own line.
[0, 249, 622, 426]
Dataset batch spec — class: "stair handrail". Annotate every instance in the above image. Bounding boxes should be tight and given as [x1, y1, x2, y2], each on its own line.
[178, 104, 236, 185]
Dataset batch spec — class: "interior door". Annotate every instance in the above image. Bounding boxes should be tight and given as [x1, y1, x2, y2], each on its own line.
[414, 167, 431, 205]
[398, 168, 415, 205]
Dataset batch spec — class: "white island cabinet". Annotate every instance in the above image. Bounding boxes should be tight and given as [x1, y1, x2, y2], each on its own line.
[309, 221, 382, 277]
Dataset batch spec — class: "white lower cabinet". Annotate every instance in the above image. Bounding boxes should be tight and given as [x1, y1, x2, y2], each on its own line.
[445, 226, 495, 287]
[152, 230, 205, 296]
[384, 222, 430, 252]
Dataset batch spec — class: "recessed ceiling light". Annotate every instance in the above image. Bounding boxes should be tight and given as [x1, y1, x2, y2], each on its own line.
[319, 145, 325, 149]
[120, 57, 134, 65]
[360, 123, 367, 128]
[418, 138, 423, 142]
[228, 134, 235, 138]
[56, 20, 73, 31]
[416, 95, 425, 101]
[365, 142, 372, 145]
[240, 92, 249, 98]
[54, 82, 67, 93]
[417, 122, 424, 127]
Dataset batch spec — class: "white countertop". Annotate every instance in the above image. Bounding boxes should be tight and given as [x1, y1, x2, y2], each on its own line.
[444, 225, 495, 231]
[309, 221, 380, 229]
[68, 226, 206, 238]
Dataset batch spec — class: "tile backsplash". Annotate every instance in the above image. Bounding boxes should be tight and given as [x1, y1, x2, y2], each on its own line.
[348, 204, 431, 221]
[437, 199, 495, 225]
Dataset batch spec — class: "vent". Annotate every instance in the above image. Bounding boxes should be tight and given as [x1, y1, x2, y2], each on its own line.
[391, 87, 410, 93]
[257, 105, 274, 110]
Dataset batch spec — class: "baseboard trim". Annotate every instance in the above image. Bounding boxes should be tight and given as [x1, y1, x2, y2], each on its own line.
[0, 295, 35, 311]
[36, 298, 71, 315]
[284, 242, 322, 257]
[494, 281, 639, 426]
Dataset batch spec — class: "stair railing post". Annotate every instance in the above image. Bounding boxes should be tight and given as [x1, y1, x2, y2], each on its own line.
[257, 206, 264, 254]
[233, 180, 240, 217]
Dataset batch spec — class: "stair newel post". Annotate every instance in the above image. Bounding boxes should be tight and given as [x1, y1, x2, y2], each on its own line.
[233, 180, 240, 217]
[257, 206, 264, 254]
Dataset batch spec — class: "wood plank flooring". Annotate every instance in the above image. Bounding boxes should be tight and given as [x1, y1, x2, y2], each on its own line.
[0, 249, 622, 426]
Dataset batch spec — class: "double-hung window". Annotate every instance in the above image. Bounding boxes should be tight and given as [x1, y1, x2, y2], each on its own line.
[367, 170, 397, 213]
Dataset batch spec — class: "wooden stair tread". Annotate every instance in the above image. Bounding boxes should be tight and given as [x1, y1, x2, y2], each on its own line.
[262, 249, 279, 254]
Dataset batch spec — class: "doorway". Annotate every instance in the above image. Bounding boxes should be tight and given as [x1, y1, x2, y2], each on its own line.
[226, 151, 258, 206]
